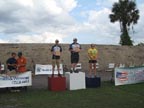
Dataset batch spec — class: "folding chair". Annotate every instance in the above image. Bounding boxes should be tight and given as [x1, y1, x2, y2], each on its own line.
[119, 63, 125, 68]
[0, 64, 5, 74]
[96, 63, 99, 69]
[105, 63, 115, 83]
[105, 63, 115, 72]
[92, 63, 99, 69]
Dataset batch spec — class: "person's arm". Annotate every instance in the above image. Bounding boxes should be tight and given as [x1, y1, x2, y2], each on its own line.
[76, 44, 81, 52]
[69, 44, 73, 52]
[95, 49, 98, 60]
[51, 46, 54, 55]
[73, 43, 81, 53]
[17, 58, 26, 67]
[60, 46, 62, 56]
[23, 58, 26, 66]
[88, 49, 93, 60]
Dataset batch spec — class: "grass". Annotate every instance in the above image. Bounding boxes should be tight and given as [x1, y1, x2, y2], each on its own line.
[0, 82, 144, 108]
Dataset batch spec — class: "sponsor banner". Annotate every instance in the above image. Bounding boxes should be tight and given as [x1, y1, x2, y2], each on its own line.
[35, 64, 63, 75]
[0, 71, 32, 88]
[115, 66, 144, 86]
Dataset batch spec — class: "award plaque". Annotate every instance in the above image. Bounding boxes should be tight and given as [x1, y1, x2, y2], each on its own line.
[55, 51, 61, 56]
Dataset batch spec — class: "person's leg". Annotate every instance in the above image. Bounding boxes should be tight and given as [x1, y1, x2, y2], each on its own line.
[70, 63, 74, 73]
[70, 55, 74, 73]
[73, 55, 79, 72]
[73, 63, 77, 70]
[56, 59, 61, 77]
[52, 60, 55, 77]
[89, 61, 92, 77]
[71, 63, 75, 70]
[93, 62, 97, 77]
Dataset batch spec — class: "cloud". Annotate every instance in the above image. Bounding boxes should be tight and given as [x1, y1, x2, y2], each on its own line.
[75, 8, 120, 44]
[11, 32, 66, 43]
[0, 0, 144, 45]
[132, 3, 144, 44]
[0, 0, 77, 34]
[0, 39, 9, 43]
[96, 0, 118, 8]
[76, 0, 144, 45]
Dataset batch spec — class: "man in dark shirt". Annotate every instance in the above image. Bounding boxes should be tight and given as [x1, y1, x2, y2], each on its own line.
[6, 52, 18, 92]
[69, 38, 81, 73]
[6, 52, 17, 73]
[51, 39, 62, 77]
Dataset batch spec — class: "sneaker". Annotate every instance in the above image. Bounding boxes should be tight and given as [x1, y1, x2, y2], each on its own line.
[74, 69, 79, 73]
[51, 74, 54, 77]
[70, 69, 73, 73]
[58, 73, 62, 77]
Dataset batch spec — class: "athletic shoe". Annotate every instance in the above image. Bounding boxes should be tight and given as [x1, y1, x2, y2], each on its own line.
[74, 69, 79, 73]
[51, 74, 54, 77]
[58, 73, 62, 77]
[70, 69, 73, 73]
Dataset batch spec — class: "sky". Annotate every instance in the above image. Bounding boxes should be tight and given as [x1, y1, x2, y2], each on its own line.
[0, 0, 144, 45]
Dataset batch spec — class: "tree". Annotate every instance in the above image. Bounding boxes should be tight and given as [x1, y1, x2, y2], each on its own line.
[109, 0, 139, 46]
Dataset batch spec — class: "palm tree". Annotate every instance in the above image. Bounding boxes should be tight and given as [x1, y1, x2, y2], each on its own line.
[109, 0, 139, 45]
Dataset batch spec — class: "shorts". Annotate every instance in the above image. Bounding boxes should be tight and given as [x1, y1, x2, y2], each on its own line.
[71, 54, 79, 63]
[52, 55, 60, 67]
[52, 55, 60, 59]
[52, 59, 60, 67]
[89, 60, 97, 63]
[7, 70, 17, 75]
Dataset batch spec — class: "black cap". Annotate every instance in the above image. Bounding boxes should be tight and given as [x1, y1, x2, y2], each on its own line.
[18, 52, 22, 56]
[55, 39, 59, 43]
[73, 38, 77, 41]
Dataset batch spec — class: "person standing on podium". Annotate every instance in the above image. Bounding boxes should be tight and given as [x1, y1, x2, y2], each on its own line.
[69, 38, 81, 73]
[88, 44, 98, 77]
[51, 39, 62, 77]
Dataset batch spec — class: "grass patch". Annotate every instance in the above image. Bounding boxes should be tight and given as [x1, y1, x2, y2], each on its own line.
[0, 82, 144, 108]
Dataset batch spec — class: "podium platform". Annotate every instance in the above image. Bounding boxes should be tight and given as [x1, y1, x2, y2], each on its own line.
[48, 77, 66, 91]
[65, 72, 86, 90]
[86, 77, 101, 88]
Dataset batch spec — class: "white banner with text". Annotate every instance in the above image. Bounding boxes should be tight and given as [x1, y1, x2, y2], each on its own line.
[35, 64, 63, 75]
[0, 71, 32, 88]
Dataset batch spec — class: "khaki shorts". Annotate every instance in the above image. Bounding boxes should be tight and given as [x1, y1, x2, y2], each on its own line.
[7, 70, 17, 75]
[52, 59, 60, 67]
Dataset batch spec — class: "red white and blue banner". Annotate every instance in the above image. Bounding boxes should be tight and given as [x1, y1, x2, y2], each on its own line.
[115, 66, 144, 86]
[35, 64, 63, 75]
[0, 71, 32, 88]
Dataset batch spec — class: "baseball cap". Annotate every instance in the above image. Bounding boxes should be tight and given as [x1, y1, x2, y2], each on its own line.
[18, 52, 22, 56]
[73, 38, 77, 41]
[55, 39, 59, 42]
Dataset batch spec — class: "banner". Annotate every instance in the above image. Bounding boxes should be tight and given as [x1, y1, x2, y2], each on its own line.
[35, 64, 63, 75]
[0, 71, 32, 88]
[115, 66, 144, 86]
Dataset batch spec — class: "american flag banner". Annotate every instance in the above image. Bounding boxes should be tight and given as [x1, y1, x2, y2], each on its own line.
[116, 71, 128, 81]
[115, 66, 144, 86]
